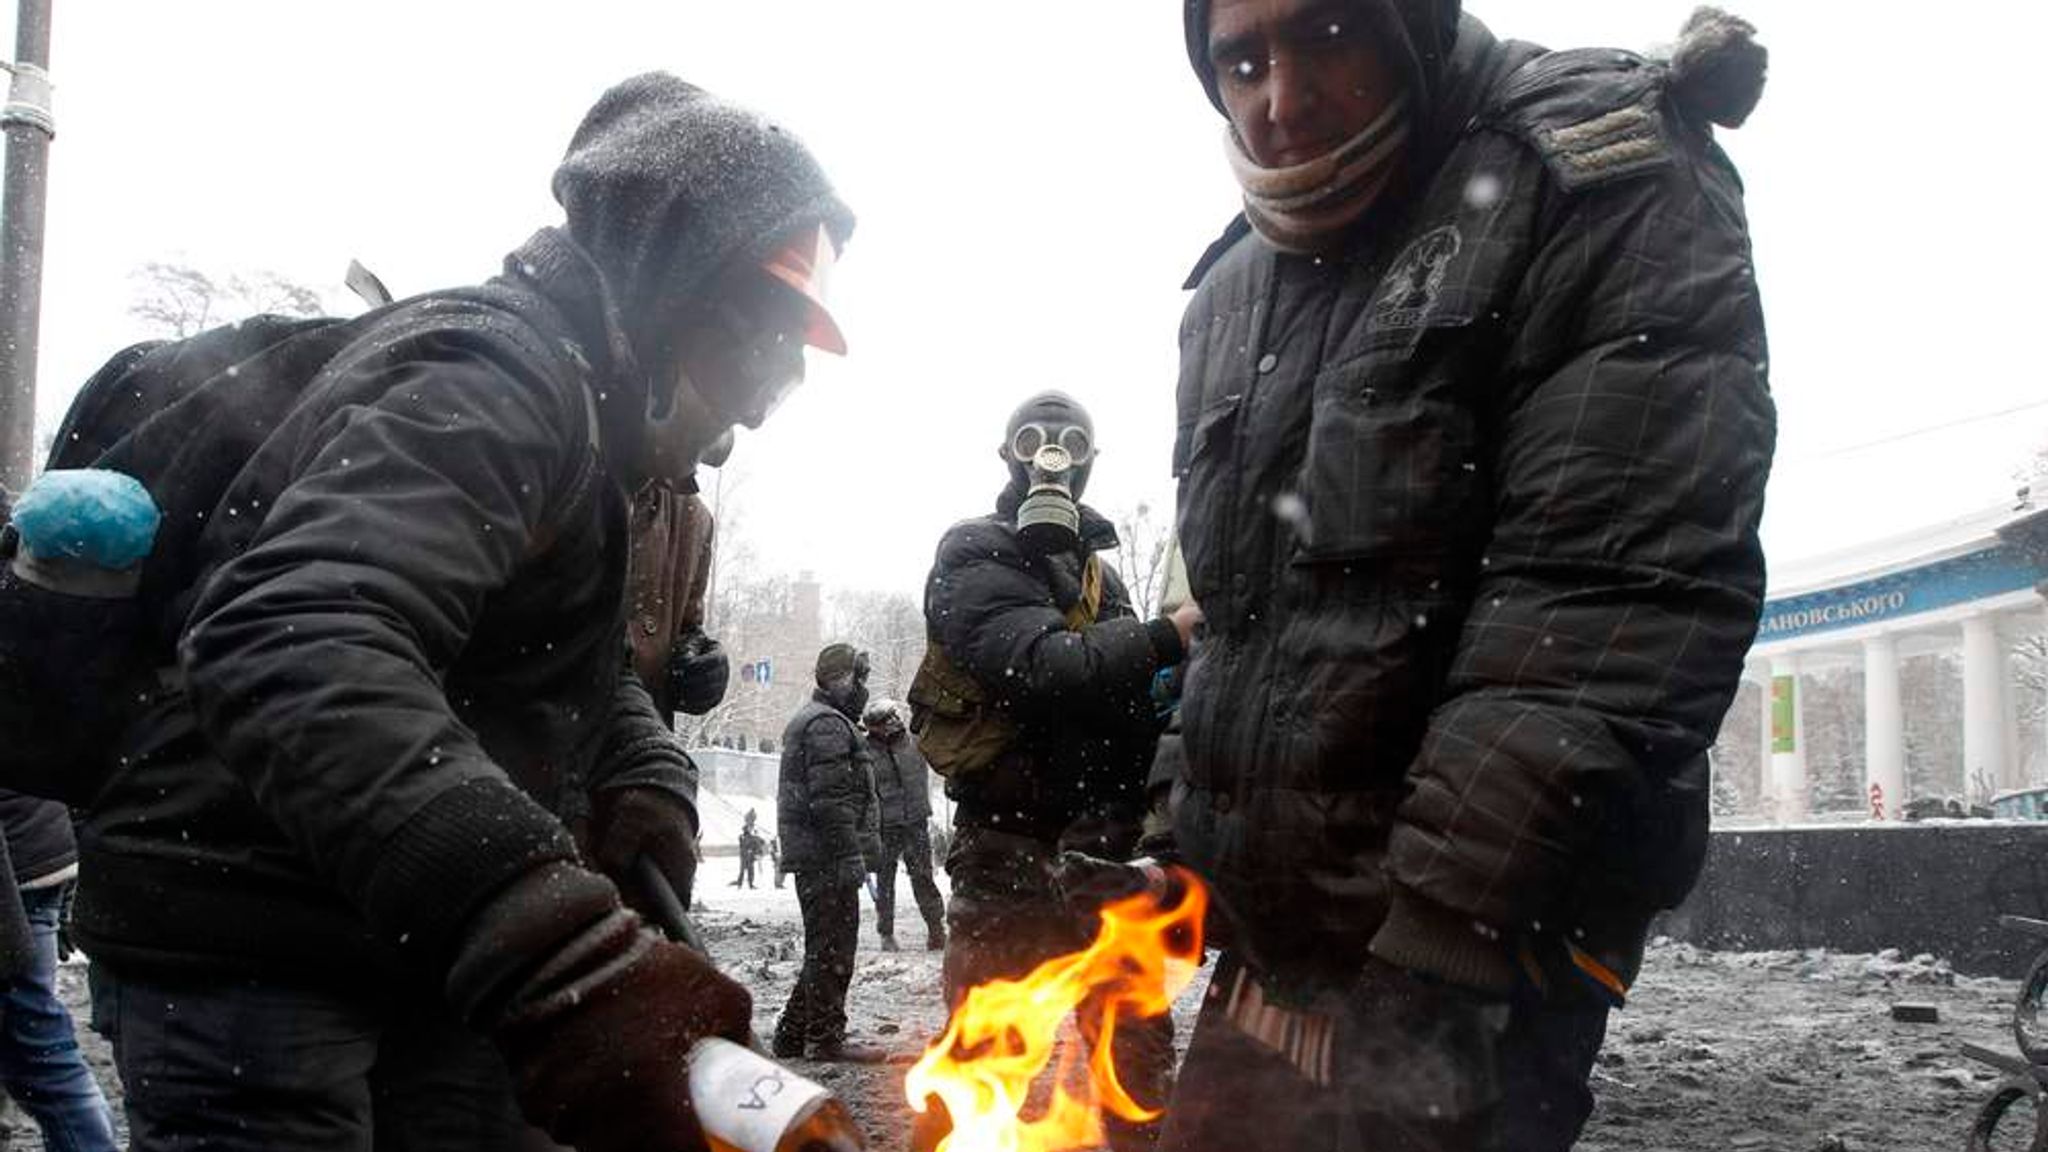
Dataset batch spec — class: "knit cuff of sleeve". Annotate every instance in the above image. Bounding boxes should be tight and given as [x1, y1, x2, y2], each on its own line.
[362, 775, 581, 976]
[1368, 886, 1518, 997]
[592, 766, 702, 838]
[1144, 617, 1185, 666]
[445, 858, 625, 1030]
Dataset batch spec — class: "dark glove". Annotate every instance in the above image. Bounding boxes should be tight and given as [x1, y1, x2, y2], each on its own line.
[587, 785, 700, 924]
[668, 631, 730, 716]
[1324, 955, 1510, 1129]
[1052, 851, 1173, 912]
[496, 922, 753, 1152]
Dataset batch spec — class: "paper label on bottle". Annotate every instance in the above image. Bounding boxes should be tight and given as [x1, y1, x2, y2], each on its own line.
[688, 1038, 830, 1152]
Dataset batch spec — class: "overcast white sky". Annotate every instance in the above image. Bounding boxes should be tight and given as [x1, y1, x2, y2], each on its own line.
[6, 2, 2046, 602]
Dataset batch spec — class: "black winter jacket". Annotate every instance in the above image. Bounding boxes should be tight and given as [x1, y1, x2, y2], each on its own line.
[867, 731, 933, 832]
[71, 230, 697, 986]
[923, 502, 1182, 844]
[777, 692, 880, 876]
[0, 789, 75, 885]
[1172, 17, 1774, 997]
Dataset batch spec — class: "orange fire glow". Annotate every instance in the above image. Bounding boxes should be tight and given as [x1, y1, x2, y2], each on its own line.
[905, 868, 1206, 1152]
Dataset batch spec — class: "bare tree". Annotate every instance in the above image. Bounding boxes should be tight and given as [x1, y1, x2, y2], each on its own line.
[1110, 500, 1172, 619]
[128, 261, 326, 339]
[829, 589, 925, 704]
[2017, 633, 2047, 786]
[678, 566, 793, 750]
[698, 459, 753, 638]
[2013, 440, 2048, 511]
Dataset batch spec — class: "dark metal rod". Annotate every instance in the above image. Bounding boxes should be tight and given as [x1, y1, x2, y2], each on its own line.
[0, 0, 53, 492]
[633, 855, 710, 956]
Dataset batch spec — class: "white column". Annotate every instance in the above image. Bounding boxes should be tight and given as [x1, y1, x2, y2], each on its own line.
[2001, 643, 2025, 792]
[1750, 664, 1774, 815]
[1769, 654, 1808, 822]
[1962, 612, 2010, 802]
[1863, 633, 1905, 821]
[1761, 672, 1777, 807]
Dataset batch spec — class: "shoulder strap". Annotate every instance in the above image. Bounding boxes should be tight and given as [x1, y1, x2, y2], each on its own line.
[1064, 555, 1104, 630]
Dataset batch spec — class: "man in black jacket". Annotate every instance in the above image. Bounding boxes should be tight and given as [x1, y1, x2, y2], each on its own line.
[68, 74, 855, 1152]
[920, 392, 1197, 1152]
[1159, 3, 1774, 1149]
[772, 643, 889, 1063]
[861, 699, 945, 952]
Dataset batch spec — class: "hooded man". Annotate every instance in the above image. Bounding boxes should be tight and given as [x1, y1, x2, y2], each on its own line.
[860, 698, 945, 952]
[772, 643, 890, 1062]
[65, 73, 854, 1152]
[912, 391, 1199, 1152]
[1162, 3, 1774, 1149]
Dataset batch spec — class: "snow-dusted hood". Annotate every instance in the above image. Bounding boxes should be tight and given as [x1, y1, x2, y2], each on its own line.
[550, 72, 856, 384]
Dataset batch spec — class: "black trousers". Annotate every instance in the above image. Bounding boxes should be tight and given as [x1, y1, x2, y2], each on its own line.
[773, 870, 861, 1050]
[1157, 955, 1609, 1152]
[873, 823, 945, 940]
[93, 965, 564, 1152]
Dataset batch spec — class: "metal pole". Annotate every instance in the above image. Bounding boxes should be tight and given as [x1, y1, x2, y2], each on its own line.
[0, 0, 53, 492]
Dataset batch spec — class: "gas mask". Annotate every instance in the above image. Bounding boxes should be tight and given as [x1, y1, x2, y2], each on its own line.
[1003, 393, 1096, 555]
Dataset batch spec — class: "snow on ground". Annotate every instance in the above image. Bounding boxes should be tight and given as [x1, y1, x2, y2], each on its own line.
[30, 881, 2032, 1151]
[696, 879, 2028, 1152]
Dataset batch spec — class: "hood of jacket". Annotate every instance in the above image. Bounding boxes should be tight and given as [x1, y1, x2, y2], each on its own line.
[548, 72, 856, 401]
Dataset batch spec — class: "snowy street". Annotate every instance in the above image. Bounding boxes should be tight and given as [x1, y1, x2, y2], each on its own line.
[689, 873, 2021, 1152]
[17, 869, 2026, 1151]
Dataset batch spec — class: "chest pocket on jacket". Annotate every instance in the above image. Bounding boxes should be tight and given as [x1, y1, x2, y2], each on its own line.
[1295, 319, 1489, 564]
[1173, 391, 1244, 594]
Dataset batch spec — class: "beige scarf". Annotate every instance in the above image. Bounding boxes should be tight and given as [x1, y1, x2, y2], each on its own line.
[1226, 94, 1411, 254]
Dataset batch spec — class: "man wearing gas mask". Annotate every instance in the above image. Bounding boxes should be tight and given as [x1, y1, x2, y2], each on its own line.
[773, 643, 890, 1063]
[1161, 2, 1774, 1149]
[67, 74, 854, 1152]
[913, 392, 1200, 1152]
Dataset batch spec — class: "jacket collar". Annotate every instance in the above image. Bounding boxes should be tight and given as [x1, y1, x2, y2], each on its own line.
[502, 227, 657, 484]
[812, 686, 858, 720]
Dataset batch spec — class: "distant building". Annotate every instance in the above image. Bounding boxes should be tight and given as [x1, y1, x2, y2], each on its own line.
[706, 570, 824, 752]
[1731, 505, 2048, 823]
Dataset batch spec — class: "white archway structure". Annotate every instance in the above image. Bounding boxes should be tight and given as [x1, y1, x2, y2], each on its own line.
[1742, 505, 2048, 822]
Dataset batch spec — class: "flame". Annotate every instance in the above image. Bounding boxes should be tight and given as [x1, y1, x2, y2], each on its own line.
[906, 868, 1206, 1152]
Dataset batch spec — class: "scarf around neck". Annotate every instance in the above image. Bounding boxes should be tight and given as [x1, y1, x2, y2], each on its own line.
[1226, 94, 1411, 254]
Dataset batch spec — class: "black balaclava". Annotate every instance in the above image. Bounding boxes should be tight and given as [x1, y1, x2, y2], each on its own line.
[1182, 0, 1461, 144]
[815, 642, 870, 719]
[999, 391, 1096, 555]
[550, 73, 856, 414]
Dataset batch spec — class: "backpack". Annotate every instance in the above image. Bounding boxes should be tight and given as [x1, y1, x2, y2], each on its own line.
[907, 552, 1102, 779]
[0, 300, 596, 805]
[0, 315, 361, 804]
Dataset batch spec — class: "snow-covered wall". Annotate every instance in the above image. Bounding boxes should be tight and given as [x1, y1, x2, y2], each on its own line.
[1661, 823, 2048, 977]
